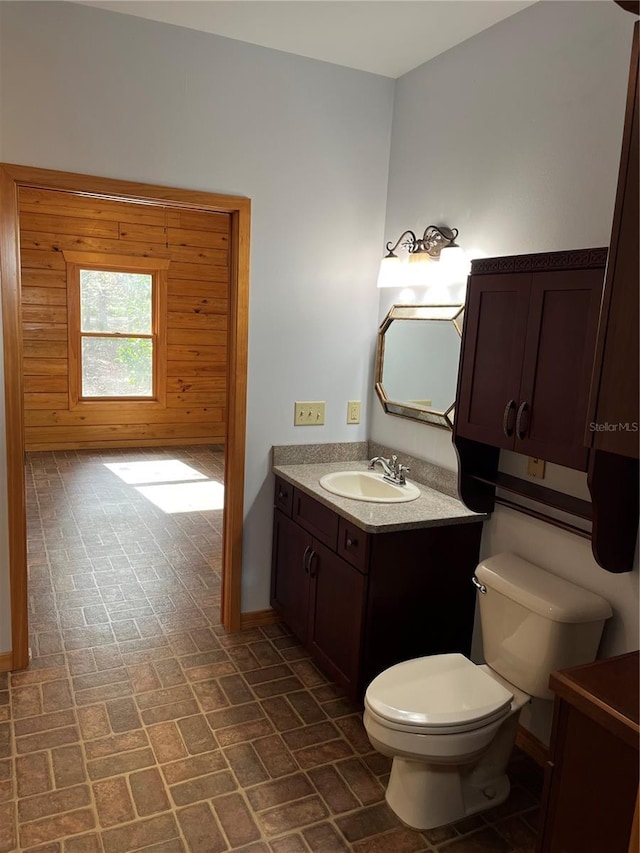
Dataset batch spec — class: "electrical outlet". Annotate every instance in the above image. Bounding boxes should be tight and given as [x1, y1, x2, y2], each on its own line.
[347, 401, 361, 424]
[527, 457, 546, 479]
[294, 401, 325, 426]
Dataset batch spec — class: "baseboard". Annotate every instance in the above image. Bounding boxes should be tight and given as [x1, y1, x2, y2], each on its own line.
[0, 651, 13, 673]
[240, 608, 280, 630]
[516, 724, 548, 767]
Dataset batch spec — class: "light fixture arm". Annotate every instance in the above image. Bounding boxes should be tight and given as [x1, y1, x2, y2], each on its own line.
[384, 230, 418, 258]
[417, 225, 459, 257]
[383, 225, 460, 260]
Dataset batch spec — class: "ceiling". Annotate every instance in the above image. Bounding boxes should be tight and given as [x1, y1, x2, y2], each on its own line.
[80, 1, 537, 78]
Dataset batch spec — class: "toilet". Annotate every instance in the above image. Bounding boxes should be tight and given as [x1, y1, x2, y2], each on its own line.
[363, 553, 612, 830]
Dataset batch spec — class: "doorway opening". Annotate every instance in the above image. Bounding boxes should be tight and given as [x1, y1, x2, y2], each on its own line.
[0, 164, 251, 670]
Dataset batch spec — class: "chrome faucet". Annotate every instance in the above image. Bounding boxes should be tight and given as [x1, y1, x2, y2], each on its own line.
[368, 454, 411, 486]
[368, 456, 393, 477]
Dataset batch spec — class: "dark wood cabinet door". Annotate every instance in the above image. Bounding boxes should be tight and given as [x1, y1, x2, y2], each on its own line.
[540, 702, 638, 853]
[456, 273, 530, 447]
[517, 268, 603, 469]
[270, 510, 311, 644]
[307, 539, 366, 696]
[588, 24, 639, 459]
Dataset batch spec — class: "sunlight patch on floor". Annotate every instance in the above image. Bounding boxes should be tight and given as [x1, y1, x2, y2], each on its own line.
[104, 459, 223, 512]
[136, 480, 225, 513]
[104, 459, 208, 485]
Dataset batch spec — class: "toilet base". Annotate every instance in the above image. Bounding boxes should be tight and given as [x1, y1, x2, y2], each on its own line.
[383, 709, 521, 830]
[386, 758, 511, 830]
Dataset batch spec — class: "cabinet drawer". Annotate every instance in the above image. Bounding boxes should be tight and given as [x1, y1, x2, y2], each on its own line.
[337, 518, 369, 573]
[274, 476, 293, 516]
[292, 489, 338, 549]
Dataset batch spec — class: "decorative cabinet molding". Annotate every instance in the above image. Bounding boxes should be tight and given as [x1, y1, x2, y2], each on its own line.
[470, 247, 608, 276]
[270, 476, 482, 701]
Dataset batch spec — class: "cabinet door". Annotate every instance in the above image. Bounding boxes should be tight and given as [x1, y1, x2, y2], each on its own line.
[456, 273, 530, 447]
[517, 268, 602, 469]
[307, 539, 366, 697]
[540, 701, 638, 852]
[270, 510, 311, 644]
[588, 25, 639, 459]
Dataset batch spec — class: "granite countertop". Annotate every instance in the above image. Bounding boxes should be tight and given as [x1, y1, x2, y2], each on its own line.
[272, 460, 487, 533]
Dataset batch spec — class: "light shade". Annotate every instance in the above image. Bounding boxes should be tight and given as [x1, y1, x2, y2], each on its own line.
[407, 251, 435, 287]
[377, 255, 405, 288]
[438, 244, 470, 283]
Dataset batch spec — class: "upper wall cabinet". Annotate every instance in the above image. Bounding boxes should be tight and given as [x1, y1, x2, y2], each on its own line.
[586, 22, 639, 461]
[586, 22, 639, 575]
[455, 250, 606, 472]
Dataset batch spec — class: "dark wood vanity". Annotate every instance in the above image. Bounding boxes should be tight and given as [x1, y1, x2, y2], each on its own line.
[538, 651, 639, 853]
[270, 473, 484, 701]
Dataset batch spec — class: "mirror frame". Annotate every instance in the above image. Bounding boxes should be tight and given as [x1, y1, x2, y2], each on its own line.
[375, 304, 464, 430]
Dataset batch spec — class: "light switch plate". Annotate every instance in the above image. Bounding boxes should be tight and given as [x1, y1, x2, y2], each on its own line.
[294, 401, 325, 426]
[347, 401, 361, 424]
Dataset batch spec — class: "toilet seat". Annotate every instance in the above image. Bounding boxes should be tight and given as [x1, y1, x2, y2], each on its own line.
[365, 653, 514, 734]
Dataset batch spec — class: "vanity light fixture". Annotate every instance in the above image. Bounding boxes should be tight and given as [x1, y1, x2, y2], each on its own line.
[377, 225, 466, 288]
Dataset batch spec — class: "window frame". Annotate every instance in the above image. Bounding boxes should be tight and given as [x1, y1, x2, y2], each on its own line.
[64, 251, 169, 410]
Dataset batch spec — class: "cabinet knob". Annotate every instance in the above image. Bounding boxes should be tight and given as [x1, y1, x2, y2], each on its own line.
[346, 537, 356, 548]
[503, 400, 516, 438]
[278, 489, 287, 500]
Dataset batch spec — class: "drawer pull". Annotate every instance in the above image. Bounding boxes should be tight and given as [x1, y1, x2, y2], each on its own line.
[302, 545, 312, 573]
[515, 401, 529, 440]
[346, 537, 357, 548]
[503, 399, 516, 438]
[308, 549, 318, 578]
[278, 488, 287, 500]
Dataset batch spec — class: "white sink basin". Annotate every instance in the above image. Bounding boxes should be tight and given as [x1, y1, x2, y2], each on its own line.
[319, 470, 420, 503]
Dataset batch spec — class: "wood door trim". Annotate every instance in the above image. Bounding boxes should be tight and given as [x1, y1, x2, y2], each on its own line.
[0, 167, 28, 669]
[0, 163, 250, 665]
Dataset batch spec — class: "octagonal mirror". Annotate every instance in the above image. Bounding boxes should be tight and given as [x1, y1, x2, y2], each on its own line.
[375, 304, 464, 430]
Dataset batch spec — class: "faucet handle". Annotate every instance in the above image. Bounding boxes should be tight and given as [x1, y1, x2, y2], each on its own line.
[396, 463, 410, 484]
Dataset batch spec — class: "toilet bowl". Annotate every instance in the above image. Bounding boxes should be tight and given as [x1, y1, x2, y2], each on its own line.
[363, 654, 530, 829]
[363, 553, 613, 830]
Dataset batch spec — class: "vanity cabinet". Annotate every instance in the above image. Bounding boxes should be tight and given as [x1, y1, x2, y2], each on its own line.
[271, 476, 483, 701]
[271, 508, 366, 695]
[456, 254, 605, 471]
[538, 651, 639, 853]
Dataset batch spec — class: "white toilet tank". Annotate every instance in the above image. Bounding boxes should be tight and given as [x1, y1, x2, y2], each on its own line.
[476, 554, 612, 700]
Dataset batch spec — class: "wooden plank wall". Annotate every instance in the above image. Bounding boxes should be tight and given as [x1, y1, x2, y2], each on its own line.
[18, 188, 230, 450]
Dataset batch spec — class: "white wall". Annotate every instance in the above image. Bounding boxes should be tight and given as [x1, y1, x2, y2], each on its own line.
[372, 0, 639, 679]
[0, 0, 395, 645]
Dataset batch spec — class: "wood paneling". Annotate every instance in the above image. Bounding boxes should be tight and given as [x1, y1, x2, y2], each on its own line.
[18, 187, 231, 450]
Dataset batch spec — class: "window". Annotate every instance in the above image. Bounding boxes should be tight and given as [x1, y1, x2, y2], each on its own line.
[80, 269, 154, 397]
[65, 252, 168, 407]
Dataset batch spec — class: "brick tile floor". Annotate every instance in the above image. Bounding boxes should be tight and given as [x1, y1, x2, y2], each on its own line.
[0, 447, 543, 852]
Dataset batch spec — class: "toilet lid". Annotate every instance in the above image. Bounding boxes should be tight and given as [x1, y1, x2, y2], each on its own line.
[365, 653, 514, 729]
